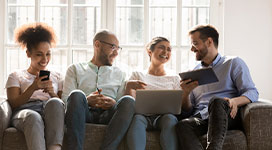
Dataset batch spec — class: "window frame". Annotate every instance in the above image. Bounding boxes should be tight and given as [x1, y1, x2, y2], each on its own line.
[0, 0, 223, 96]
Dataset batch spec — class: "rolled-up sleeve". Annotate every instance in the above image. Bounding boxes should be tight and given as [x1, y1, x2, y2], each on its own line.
[232, 57, 259, 102]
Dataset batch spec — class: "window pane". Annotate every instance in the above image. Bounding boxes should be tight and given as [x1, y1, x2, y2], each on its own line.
[181, 0, 210, 45]
[8, 0, 34, 5]
[183, 0, 210, 6]
[116, 0, 144, 45]
[40, 0, 68, 45]
[41, 0, 67, 5]
[72, 49, 93, 63]
[150, 0, 176, 6]
[73, 0, 101, 45]
[114, 47, 146, 75]
[49, 49, 68, 74]
[150, 0, 177, 44]
[6, 48, 29, 75]
[7, 0, 35, 44]
[74, 0, 99, 5]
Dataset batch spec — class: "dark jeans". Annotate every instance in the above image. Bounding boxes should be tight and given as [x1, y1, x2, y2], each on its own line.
[176, 97, 242, 150]
[65, 90, 135, 150]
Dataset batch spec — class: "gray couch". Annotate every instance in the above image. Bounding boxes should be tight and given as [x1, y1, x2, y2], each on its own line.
[1, 97, 272, 150]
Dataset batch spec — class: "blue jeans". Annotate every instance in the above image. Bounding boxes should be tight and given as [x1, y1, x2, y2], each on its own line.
[65, 90, 135, 150]
[127, 114, 178, 150]
[176, 97, 242, 150]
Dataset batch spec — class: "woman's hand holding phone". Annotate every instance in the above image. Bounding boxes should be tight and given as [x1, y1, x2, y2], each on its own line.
[32, 75, 49, 90]
[42, 80, 58, 97]
[30, 71, 58, 98]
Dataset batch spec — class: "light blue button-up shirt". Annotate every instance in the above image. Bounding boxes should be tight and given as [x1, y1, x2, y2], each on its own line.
[190, 54, 259, 119]
[62, 61, 126, 103]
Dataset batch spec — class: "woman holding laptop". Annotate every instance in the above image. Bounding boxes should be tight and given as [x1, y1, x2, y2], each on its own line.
[125, 37, 180, 150]
[5, 23, 64, 150]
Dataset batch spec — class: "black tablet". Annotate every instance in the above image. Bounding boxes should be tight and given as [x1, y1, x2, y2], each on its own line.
[179, 67, 219, 85]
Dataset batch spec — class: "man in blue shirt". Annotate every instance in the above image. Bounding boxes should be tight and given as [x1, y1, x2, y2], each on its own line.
[176, 25, 258, 150]
[63, 30, 135, 150]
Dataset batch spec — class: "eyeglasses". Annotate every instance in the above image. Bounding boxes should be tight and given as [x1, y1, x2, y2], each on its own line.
[100, 41, 122, 51]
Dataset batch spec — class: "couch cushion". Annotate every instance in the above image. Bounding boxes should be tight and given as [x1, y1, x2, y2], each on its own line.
[62, 123, 126, 150]
[0, 98, 12, 133]
[145, 131, 161, 150]
[200, 130, 247, 150]
[62, 123, 162, 150]
[3, 124, 247, 150]
[0, 98, 12, 150]
[2, 127, 27, 150]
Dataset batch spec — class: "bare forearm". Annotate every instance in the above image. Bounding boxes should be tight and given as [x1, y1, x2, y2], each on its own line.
[124, 88, 132, 95]
[8, 84, 36, 109]
[232, 96, 251, 107]
[181, 93, 193, 112]
[48, 91, 59, 98]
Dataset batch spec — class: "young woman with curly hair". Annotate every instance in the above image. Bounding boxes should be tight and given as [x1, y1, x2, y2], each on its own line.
[5, 23, 64, 150]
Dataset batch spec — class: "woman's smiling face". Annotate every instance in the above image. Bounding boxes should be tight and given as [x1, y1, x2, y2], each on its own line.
[149, 41, 172, 65]
[27, 41, 51, 71]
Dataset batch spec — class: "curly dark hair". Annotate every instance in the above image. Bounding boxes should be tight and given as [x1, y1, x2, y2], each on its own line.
[14, 22, 57, 52]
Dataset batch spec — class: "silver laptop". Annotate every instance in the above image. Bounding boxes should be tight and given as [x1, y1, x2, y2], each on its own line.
[135, 90, 183, 115]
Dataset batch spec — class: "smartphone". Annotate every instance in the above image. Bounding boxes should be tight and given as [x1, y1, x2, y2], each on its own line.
[39, 70, 50, 81]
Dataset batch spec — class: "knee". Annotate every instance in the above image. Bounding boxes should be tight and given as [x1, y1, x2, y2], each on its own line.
[118, 95, 135, 108]
[69, 90, 86, 100]
[66, 90, 87, 109]
[133, 114, 146, 122]
[44, 98, 65, 114]
[24, 110, 44, 127]
[160, 114, 178, 126]
[208, 98, 229, 110]
[46, 98, 64, 110]
[132, 114, 148, 126]
[176, 119, 193, 133]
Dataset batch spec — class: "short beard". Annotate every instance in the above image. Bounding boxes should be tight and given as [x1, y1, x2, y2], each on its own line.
[196, 46, 208, 61]
[98, 48, 112, 66]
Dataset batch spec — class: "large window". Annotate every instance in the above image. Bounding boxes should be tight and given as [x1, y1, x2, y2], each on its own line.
[6, 0, 101, 75]
[1, 0, 216, 95]
[114, 0, 210, 74]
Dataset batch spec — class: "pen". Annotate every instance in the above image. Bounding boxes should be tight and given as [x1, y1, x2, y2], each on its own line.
[97, 87, 101, 94]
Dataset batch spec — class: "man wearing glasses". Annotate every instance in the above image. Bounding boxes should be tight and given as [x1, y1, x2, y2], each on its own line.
[62, 30, 135, 150]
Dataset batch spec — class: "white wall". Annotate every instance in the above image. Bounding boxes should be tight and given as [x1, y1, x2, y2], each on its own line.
[223, 0, 272, 99]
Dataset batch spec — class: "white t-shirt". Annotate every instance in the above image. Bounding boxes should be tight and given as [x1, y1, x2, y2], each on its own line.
[5, 69, 63, 101]
[129, 70, 181, 90]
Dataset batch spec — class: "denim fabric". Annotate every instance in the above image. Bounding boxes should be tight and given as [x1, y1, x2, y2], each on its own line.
[127, 114, 178, 150]
[65, 90, 135, 150]
[176, 97, 241, 150]
[11, 98, 65, 150]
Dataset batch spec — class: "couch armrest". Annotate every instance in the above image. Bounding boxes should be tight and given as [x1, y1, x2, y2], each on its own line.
[240, 101, 272, 150]
[0, 98, 12, 150]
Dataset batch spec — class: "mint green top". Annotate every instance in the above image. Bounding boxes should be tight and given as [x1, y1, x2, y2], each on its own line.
[62, 61, 126, 103]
